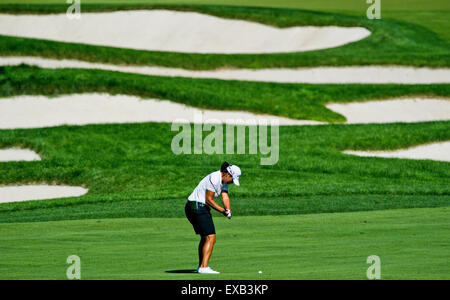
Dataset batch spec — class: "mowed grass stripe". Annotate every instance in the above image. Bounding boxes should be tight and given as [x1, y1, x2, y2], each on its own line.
[0, 207, 448, 280]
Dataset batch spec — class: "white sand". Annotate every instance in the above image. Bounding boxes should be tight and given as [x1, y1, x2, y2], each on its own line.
[0, 10, 370, 54]
[1, 56, 449, 84]
[0, 148, 41, 162]
[0, 185, 88, 203]
[0, 94, 448, 129]
[0, 93, 323, 129]
[326, 98, 450, 124]
[344, 141, 450, 162]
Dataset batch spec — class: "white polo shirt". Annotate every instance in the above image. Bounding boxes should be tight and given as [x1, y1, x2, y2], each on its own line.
[188, 171, 228, 204]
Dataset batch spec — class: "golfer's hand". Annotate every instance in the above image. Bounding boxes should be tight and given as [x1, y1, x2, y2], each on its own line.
[223, 209, 232, 219]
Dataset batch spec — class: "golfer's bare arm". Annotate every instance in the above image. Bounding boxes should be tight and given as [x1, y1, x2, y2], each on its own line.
[221, 190, 231, 212]
[205, 190, 228, 215]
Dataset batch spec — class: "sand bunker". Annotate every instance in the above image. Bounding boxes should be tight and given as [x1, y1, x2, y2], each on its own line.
[0, 10, 370, 54]
[0, 148, 41, 162]
[326, 99, 450, 124]
[0, 94, 323, 129]
[0, 94, 448, 129]
[1, 57, 449, 84]
[0, 185, 88, 203]
[344, 141, 450, 162]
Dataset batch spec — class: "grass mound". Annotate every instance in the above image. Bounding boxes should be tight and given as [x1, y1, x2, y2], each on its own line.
[0, 4, 448, 69]
[1, 64, 449, 122]
[0, 122, 448, 223]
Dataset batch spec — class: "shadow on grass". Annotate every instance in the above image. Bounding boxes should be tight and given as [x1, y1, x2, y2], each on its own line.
[165, 269, 198, 274]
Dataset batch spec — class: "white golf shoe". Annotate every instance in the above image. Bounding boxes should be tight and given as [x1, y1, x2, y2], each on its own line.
[198, 267, 220, 274]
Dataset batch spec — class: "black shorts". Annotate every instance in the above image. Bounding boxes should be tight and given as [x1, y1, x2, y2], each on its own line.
[185, 201, 216, 237]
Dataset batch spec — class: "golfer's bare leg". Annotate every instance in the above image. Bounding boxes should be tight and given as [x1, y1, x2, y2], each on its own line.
[198, 236, 206, 267]
[200, 234, 216, 268]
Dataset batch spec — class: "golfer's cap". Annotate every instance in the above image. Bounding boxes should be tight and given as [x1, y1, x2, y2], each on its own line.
[226, 164, 241, 186]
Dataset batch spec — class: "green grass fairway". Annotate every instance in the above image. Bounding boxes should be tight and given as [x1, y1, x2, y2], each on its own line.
[0, 207, 448, 280]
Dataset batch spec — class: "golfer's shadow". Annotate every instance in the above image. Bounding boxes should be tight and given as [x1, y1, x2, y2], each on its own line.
[165, 269, 198, 274]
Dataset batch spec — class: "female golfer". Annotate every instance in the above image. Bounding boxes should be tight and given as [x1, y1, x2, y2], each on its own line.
[185, 162, 241, 274]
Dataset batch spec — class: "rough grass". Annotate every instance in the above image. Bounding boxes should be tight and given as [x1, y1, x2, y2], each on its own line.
[1, 64, 449, 123]
[0, 4, 448, 69]
[0, 121, 449, 223]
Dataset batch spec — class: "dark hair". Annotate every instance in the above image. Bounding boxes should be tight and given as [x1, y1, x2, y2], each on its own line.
[221, 162, 230, 173]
